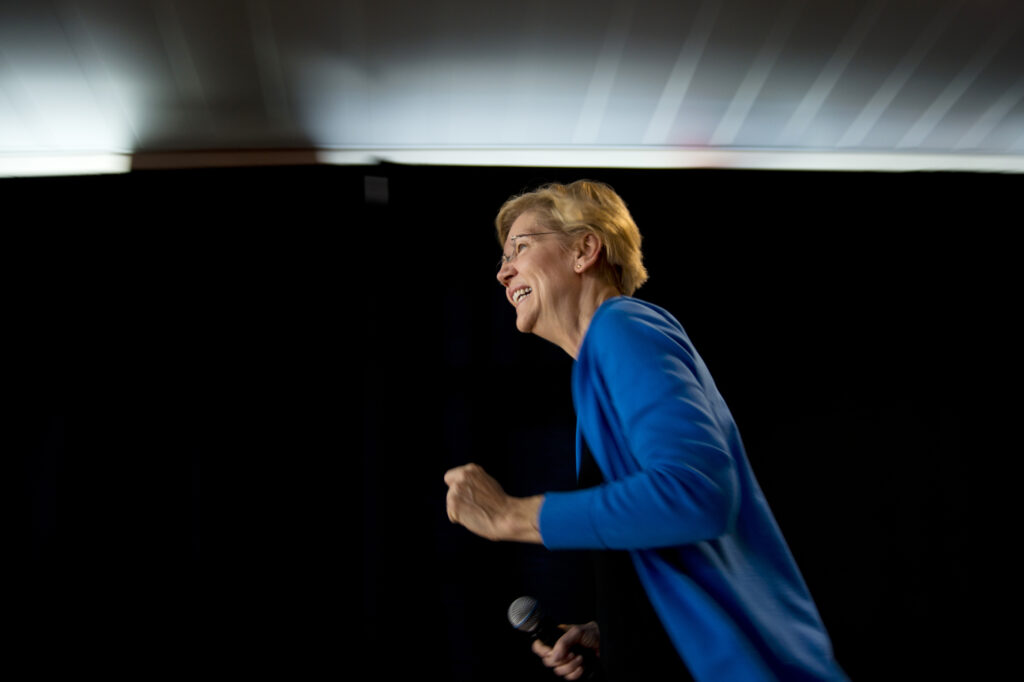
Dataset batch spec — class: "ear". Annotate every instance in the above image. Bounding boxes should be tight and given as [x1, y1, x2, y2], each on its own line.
[573, 232, 603, 273]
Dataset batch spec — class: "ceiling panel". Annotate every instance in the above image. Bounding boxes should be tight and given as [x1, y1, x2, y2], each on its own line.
[1, 0, 1022, 173]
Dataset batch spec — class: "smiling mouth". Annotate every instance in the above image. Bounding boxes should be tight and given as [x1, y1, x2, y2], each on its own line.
[512, 287, 533, 306]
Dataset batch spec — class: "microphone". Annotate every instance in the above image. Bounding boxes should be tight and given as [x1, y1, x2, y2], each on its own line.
[507, 596, 603, 680]
[507, 595, 563, 646]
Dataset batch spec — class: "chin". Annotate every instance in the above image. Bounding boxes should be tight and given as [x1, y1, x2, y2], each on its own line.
[514, 310, 536, 334]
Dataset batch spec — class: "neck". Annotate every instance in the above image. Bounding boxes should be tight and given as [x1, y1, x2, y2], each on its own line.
[550, 280, 622, 360]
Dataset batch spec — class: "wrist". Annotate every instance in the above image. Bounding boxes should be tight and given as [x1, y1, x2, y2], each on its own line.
[503, 495, 544, 543]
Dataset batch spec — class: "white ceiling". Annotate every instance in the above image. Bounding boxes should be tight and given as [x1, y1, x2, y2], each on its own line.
[1, 0, 1023, 174]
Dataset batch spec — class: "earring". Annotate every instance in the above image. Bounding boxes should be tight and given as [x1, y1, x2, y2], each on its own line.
[575, 263, 582, 271]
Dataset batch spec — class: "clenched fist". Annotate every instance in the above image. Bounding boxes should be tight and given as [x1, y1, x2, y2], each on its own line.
[532, 621, 601, 680]
[444, 463, 544, 544]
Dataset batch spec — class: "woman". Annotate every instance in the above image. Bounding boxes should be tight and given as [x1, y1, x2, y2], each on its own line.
[445, 180, 847, 681]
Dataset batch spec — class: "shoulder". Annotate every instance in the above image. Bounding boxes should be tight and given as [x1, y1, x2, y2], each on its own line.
[579, 297, 700, 384]
[586, 297, 687, 350]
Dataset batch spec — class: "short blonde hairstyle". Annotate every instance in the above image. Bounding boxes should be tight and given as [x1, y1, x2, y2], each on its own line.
[495, 180, 648, 296]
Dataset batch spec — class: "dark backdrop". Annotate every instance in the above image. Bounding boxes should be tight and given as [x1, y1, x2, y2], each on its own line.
[11, 163, 1009, 679]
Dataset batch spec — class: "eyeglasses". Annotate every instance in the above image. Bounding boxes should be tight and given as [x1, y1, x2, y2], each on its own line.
[497, 231, 561, 271]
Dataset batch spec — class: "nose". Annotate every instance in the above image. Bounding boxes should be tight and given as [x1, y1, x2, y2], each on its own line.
[497, 258, 515, 287]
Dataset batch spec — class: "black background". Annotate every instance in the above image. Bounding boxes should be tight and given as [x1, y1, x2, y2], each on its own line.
[11, 163, 1010, 679]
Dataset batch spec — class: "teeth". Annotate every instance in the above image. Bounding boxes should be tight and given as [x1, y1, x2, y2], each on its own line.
[513, 287, 532, 304]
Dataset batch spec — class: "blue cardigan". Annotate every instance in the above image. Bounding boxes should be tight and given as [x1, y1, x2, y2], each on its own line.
[539, 297, 847, 681]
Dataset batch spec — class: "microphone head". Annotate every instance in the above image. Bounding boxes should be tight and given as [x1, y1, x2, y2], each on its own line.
[507, 596, 543, 634]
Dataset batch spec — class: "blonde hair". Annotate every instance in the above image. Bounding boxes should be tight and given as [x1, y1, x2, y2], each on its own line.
[495, 180, 648, 296]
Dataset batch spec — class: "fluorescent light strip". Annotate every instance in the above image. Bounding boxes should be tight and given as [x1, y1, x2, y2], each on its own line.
[4, 148, 1021, 176]
[0, 153, 132, 177]
[318, 147, 1024, 173]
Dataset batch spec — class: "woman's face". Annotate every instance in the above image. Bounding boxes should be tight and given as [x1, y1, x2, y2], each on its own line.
[496, 212, 578, 340]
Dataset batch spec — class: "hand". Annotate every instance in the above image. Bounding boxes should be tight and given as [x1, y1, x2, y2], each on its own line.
[444, 463, 543, 543]
[532, 622, 601, 680]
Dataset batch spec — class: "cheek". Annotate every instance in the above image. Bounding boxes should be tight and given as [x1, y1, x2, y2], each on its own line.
[535, 265, 570, 298]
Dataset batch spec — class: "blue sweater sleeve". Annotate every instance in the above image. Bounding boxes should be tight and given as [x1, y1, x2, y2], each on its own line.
[540, 301, 740, 550]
